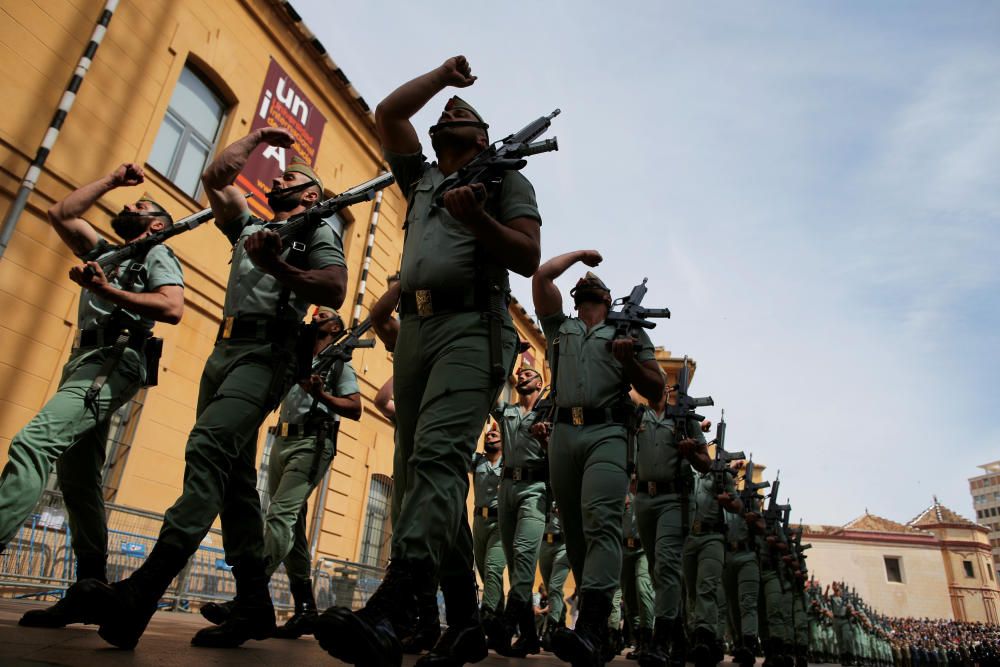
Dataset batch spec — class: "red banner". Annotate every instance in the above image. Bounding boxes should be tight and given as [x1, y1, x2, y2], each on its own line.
[236, 58, 327, 219]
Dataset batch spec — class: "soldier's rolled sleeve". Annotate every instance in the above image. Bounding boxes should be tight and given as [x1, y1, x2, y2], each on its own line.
[498, 172, 542, 225]
[383, 149, 429, 200]
[144, 244, 185, 290]
[306, 224, 346, 270]
[220, 211, 252, 245]
[333, 362, 360, 397]
[635, 329, 656, 363]
[539, 311, 567, 344]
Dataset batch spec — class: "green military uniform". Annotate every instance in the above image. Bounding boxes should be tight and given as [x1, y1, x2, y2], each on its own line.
[785, 584, 808, 659]
[539, 311, 656, 599]
[153, 212, 343, 566]
[612, 493, 654, 638]
[758, 522, 792, 655]
[831, 588, 855, 663]
[0, 238, 183, 570]
[265, 358, 358, 581]
[493, 401, 547, 606]
[723, 504, 761, 646]
[682, 469, 735, 641]
[472, 452, 506, 613]
[383, 146, 537, 583]
[538, 501, 571, 632]
[633, 405, 705, 662]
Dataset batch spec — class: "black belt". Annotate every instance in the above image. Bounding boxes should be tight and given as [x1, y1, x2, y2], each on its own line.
[690, 519, 725, 536]
[475, 506, 498, 519]
[543, 532, 563, 544]
[217, 315, 297, 342]
[75, 326, 150, 352]
[269, 422, 332, 438]
[623, 536, 642, 550]
[636, 479, 684, 496]
[399, 288, 482, 318]
[553, 406, 628, 426]
[502, 466, 548, 482]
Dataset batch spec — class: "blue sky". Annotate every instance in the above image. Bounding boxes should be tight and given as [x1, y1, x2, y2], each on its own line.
[295, 1, 1000, 525]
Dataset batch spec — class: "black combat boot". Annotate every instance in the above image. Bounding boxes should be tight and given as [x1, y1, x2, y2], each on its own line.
[542, 615, 564, 652]
[63, 542, 188, 649]
[506, 596, 541, 657]
[763, 638, 785, 667]
[668, 619, 687, 667]
[733, 634, 759, 667]
[689, 626, 717, 667]
[794, 644, 808, 667]
[314, 558, 420, 667]
[550, 590, 611, 667]
[191, 557, 275, 647]
[415, 570, 488, 666]
[639, 616, 672, 667]
[272, 578, 319, 639]
[400, 587, 441, 653]
[479, 602, 504, 652]
[627, 625, 651, 660]
[604, 625, 624, 662]
[492, 595, 522, 656]
[20, 553, 107, 628]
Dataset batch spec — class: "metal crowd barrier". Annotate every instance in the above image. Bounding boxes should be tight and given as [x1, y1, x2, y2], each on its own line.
[0, 490, 385, 614]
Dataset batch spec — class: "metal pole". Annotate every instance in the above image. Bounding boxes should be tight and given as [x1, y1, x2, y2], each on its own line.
[350, 177, 385, 327]
[0, 0, 119, 261]
[309, 468, 333, 562]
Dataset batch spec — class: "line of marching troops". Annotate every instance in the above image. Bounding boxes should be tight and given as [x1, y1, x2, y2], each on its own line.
[3, 52, 993, 667]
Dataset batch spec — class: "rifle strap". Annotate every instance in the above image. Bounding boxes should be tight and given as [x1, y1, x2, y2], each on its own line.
[84, 247, 151, 419]
[275, 219, 311, 324]
[675, 417, 691, 538]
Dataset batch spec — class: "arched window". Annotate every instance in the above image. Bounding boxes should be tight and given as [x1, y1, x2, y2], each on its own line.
[359, 474, 393, 567]
[148, 65, 227, 197]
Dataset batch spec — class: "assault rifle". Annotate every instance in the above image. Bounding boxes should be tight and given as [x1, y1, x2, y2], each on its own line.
[739, 456, 770, 511]
[297, 317, 376, 383]
[435, 109, 561, 206]
[709, 410, 745, 493]
[664, 356, 714, 431]
[763, 474, 788, 592]
[605, 278, 671, 341]
[83, 194, 252, 279]
[274, 172, 395, 244]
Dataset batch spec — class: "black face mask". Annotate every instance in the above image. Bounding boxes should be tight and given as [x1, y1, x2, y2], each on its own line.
[514, 378, 539, 396]
[428, 119, 490, 135]
[572, 290, 610, 308]
[484, 439, 501, 453]
[267, 180, 317, 212]
[111, 211, 169, 241]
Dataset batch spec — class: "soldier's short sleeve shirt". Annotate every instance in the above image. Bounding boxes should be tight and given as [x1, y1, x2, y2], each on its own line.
[539, 311, 656, 409]
[279, 359, 359, 425]
[219, 211, 346, 321]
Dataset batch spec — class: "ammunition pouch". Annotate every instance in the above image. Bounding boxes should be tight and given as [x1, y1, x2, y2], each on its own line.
[142, 336, 163, 387]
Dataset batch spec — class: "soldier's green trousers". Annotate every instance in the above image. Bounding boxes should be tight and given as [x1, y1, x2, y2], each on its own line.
[760, 568, 789, 642]
[539, 535, 570, 627]
[473, 514, 506, 611]
[784, 589, 807, 647]
[682, 532, 725, 636]
[615, 548, 654, 631]
[391, 312, 516, 579]
[836, 617, 855, 656]
[0, 346, 143, 560]
[263, 432, 335, 581]
[498, 478, 546, 604]
[158, 340, 291, 564]
[634, 491, 685, 620]
[724, 549, 760, 638]
[548, 422, 628, 598]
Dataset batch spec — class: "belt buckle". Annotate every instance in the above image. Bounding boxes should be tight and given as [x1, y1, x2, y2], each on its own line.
[571, 407, 584, 426]
[222, 316, 234, 339]
[648, 481, 657, 496]
[73, 330, 82, 349]
[513, 468, 523, 481]
[280, 423, 289, 437]
[693, 520, 702, 534]
[627, 538, 636, 548]
[546, 534, 554, 544]
[480, 507, 488, 518]
[416, 289, 433, 317]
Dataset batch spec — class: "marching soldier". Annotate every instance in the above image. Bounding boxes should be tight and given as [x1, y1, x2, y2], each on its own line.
[633, 383, 711, 667]
[198, 306, 361, 639]
[538, 500, 571, 649]
[315, 55, 541, 667]
[682, 439, 742, 666]
[617, 490, 655, 661]
[491, 363, 548, 657]
[531, 251, 664, 667]
[725, 463, 764, 666]
[473, 428, 507, 646]
[759, 512, 793, 666]
[2, 163, 184, 628]
[67, 127, 348, 649]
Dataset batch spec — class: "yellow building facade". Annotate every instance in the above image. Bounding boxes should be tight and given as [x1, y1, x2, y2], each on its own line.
[0, 0, 551, 575]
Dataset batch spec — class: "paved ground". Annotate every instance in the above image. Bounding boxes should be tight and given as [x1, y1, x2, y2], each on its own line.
[0, 598, 662, 666]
